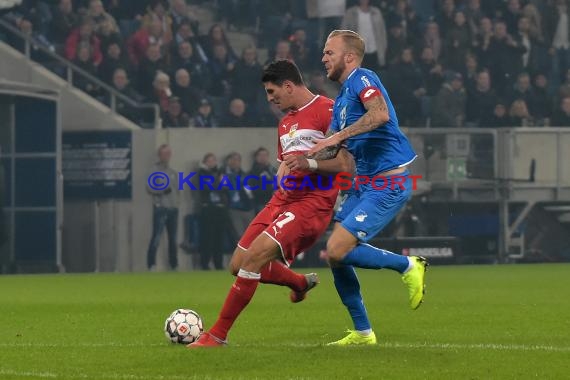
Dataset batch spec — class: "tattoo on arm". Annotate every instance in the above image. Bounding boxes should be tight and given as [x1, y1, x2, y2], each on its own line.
[312, 129, 341, 160]
[337, 96, 389, 140]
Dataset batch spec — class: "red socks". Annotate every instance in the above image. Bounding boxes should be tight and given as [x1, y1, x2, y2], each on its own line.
[209, 271, 260, 341]
[260, 261, 307, 292]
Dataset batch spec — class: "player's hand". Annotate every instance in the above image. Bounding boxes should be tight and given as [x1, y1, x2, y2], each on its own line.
[284, 154, 309, 171]
[307, 134, 342, 157]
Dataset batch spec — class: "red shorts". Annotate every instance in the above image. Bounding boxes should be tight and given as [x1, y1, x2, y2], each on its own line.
[238, 197, 333, 266]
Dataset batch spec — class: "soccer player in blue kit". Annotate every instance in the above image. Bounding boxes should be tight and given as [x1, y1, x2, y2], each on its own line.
[290, 30, 429, 346]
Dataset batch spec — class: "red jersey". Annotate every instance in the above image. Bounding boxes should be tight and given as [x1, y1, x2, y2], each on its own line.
[275, 95, 338, 209]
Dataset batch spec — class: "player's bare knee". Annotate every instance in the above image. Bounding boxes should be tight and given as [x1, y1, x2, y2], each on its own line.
[327, 239, 351, 263]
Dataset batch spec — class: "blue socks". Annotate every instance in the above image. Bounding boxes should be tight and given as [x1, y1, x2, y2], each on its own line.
[331, 265, 371, 331]
[341, 243, 410, 273]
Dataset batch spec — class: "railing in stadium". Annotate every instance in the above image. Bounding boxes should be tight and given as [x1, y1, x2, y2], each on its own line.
[0, 18, 161, 129]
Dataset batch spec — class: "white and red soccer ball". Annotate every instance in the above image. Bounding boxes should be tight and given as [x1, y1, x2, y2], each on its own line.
[164, 309, 203, 344]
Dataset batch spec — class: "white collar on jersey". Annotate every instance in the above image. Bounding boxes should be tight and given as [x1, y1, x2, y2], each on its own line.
[296, 94, 320, 112]
[346, 67, 358, 81]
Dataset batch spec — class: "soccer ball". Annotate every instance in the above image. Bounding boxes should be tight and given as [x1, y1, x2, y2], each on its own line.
[164, 309, 203, 344]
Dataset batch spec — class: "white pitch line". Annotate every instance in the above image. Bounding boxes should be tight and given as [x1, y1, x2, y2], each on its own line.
[0, 341, 569, 352]
[0, 369, 57, 378]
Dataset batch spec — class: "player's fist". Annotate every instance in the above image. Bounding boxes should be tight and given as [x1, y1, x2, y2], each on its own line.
[284, 154, 309, 171]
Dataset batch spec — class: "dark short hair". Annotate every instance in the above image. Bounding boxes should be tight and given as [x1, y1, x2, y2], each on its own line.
[261, 60, 304, 86]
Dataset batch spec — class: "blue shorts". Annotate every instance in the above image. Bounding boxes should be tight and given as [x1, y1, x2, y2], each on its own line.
[334, 171, 413, 242]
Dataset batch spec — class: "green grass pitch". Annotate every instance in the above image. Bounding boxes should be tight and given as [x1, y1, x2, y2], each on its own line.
[1, 264, 569, 379]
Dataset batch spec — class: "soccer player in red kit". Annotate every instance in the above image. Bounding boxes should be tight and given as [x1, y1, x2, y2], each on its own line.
[189, 60, 353, 347]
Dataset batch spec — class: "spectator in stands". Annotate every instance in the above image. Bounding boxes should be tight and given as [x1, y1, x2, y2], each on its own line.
[127, 19, 168, 67]
[197, 152, 228, 270]
[96, 18, 122, 54]
[172, 68, 201, 116]
[552, 96, 570, 126]
[224, 152, 254, 240]
[13, 15, 55, 58]
[508, 72, 539, 117]
[248, 147, 277, 213]
[385, 16, 407, 66]
[312, 0, 346, 46]
[516, 16, 545, 75]
[192, 98, 218, 128]
[483, 100, 512, 128]
[533, 72, 553, 122]
[521, 1, 543, 41]
[444, 11, 472, 72]
[473, 16, 494, 70]
[171, 40, 211, 94]
[488, 20, 527, 96]
[266, 40, 293, 65]
[466, 70, 498, 127]
[231, 47, 263, 112]
[308, 70, 334, 98]
[289, 28, 318, 73]
[545, 0, 570, 85]
[202, 23, 237, 63]
[163, 96, 190, 127]
[137, 43, 167, 96]
[509, 98, 535, 126]
[172, 19, 207, 64]
[73, 42, 100, 97]
[65, 18, 102, 65]
[152, 70, 172, 113]
[388, 47, 425, 126]
[504, 0, 522, 36]
[417, 46, 444, 121]
[437, 0, 456, 37]
[49, 0, 78, 49]
[462, 53, 479, 94]
[109, 68, 144, 122]
[146, 143, 179, 271]
[98, 41, 130, 84]
[209, 44, 236, 97]
[222, 98, 252, 127]
[87, 0, 119, 37]
[389, 0, 420, 41]
[464, 0, 485, 36]
[341, 0, 387, 72]
[432, 71, 466, 127]
[143, 0, 173, 46]
[169, 0, 199, 32]
[419, 21, 442, 62]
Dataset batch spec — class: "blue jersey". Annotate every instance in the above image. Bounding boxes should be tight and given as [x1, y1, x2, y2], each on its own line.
[331, 67, 417, 176]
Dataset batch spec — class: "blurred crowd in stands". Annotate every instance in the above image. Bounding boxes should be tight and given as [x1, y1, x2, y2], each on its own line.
[3, 0, 570, 128]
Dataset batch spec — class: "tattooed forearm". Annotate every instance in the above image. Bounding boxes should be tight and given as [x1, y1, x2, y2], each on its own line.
[311, 128, 341, 159]
[312, 144, 341, 160]
[337, 96, 389, 140]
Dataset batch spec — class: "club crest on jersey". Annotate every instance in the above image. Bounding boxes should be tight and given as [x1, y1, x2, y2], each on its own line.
[355, 210, 368, 222]
[361, 75, 371, 87]
[288, 123, 298, 137]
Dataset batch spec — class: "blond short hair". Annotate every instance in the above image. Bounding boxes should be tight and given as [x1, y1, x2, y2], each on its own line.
[327, 30, 365, 59]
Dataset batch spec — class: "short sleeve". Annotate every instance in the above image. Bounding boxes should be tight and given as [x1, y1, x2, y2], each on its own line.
[351, 73, 382, 103]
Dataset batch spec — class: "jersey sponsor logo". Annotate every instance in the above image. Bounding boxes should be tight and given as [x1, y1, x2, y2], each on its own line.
[339, 106, 347, 129]
[280, 128, 325, 154]
[355, 210, 368, 222]
[361, 75, 371, 87]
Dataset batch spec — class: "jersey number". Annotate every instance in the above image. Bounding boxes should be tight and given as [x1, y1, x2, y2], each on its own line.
[275, 211, 295, 228]
[363, 89, 376, 99]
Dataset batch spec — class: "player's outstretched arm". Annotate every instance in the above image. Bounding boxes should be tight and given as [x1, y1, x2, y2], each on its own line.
[307, 95, 389, 156]
[283, 148, 354, 175]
